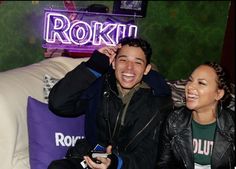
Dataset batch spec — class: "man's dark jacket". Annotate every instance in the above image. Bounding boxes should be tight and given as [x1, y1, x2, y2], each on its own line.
[48, 51, 173, 169]
[157, 106, 235, 169]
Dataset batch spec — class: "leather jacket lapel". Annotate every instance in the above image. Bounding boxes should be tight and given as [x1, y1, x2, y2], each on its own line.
[211, 106, 235, 168]
[172, 109, 194, 169]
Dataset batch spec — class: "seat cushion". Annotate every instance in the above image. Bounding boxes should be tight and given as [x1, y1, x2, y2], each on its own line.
[27, 96, 85, 169]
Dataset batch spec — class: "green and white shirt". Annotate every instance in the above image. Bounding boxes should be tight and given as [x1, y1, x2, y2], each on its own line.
[192, 120, 216, 169]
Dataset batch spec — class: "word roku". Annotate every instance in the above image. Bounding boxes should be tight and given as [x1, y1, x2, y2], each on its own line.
[44, 12, 138, 47]
[55, 132, 85, 147]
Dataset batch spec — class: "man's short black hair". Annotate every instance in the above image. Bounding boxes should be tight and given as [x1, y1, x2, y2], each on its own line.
[118, 37, 152, 65]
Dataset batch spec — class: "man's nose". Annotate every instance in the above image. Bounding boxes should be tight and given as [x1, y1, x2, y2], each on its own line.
[126, 61, 134, 69]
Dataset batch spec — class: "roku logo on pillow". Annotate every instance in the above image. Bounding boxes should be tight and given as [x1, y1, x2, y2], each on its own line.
[27, 97, 86, 169]
[55, 132, 85, 147]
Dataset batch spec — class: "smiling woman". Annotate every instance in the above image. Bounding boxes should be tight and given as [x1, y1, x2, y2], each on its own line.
[157, 61, 235, 169]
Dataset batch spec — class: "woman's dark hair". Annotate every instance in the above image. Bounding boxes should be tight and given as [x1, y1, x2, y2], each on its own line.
[118, 37, 152, 65]
[204, 61, 232, 107]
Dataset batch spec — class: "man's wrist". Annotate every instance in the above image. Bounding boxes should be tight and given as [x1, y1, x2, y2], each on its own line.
[85, 50, 110, 74]
[107, 153, 118, 169]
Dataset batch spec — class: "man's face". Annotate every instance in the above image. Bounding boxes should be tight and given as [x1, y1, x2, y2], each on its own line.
[112, 44, 151, 95]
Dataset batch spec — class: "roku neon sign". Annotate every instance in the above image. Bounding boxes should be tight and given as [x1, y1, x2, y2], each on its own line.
[43, 9, 138, 53]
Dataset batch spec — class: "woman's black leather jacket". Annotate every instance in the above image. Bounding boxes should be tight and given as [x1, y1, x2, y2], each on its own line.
[157, 106, 235, 169]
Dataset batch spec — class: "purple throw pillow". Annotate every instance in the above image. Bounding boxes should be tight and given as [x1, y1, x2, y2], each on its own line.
[27, 96, 85, 169]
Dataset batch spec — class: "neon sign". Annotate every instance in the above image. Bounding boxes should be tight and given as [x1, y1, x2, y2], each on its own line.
[43, 9, 138, 53]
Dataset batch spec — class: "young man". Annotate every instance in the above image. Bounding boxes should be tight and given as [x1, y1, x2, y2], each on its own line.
[48, 37, 173, 169]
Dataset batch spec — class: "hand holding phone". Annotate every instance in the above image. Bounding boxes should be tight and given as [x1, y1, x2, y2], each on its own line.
[90, 144, 108, 163]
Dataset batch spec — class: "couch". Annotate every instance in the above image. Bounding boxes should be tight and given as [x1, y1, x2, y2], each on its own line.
[0, 56, 234, 169]
[0, 56, 88, 169]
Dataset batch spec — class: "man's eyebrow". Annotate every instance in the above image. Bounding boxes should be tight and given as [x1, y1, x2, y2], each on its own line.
[116, 55, 127, 58]
[117, 54, 145, 64]
[136, 57, 145, 63]
[117, 55, 145, 62]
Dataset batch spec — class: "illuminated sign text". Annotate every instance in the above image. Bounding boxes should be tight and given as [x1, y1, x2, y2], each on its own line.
[43, 9, 138, 53]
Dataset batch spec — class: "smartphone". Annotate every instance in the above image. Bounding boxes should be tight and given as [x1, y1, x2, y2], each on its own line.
[91, 144, 108, 163]
[91, 152, 108, 158]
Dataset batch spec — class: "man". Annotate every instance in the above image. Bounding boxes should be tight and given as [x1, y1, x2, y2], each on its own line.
[48, 37, 172, 169]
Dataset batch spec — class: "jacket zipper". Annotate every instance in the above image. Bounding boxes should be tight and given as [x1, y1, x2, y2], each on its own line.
[112, 109, 122, 138]
[124, 111, 158, 150]
[213, 130, 233, 168]
[171, 136, 188, 168]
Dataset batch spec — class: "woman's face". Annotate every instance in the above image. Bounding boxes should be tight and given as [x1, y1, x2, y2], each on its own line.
[185, 65, 224, 112]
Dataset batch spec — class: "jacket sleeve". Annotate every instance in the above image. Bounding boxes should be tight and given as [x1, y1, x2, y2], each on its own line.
[48, 50, 110, 117]
[156, 112, 176, 168]
[143, 70, 171, 97]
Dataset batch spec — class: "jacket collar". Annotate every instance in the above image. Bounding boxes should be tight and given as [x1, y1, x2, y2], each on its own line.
[104, 69, 119, 95]
[216, 103, 224, 130]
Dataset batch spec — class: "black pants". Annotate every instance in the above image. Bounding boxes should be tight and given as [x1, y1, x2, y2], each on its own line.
[48, 158, 87, 169]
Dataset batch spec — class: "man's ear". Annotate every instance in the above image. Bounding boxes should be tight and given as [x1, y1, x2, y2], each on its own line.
[144, 64, 152, 75]
[112, 59, 116, 70]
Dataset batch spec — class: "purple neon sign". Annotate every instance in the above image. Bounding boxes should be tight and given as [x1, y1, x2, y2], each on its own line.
[43, 9, 138, 53]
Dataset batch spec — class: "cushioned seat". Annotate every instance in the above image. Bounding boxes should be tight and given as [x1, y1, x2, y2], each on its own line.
[0, 57, 88, 169]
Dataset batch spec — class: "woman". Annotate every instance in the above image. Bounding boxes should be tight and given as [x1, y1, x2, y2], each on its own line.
[157, 62, 235, 169]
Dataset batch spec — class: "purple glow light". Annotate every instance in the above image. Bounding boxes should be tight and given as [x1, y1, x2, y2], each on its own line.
[43, 9, 138, 52]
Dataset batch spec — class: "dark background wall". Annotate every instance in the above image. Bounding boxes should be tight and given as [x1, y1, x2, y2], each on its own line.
[221, 0, 235, 84]
[0, 1, 231, 80]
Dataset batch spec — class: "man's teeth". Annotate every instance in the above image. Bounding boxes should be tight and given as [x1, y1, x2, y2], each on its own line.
[122, 73, 135, 81]
[123, 73, 134, 77]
